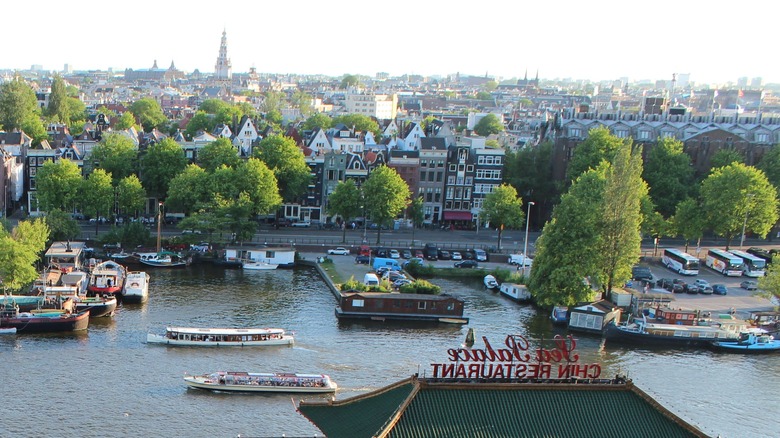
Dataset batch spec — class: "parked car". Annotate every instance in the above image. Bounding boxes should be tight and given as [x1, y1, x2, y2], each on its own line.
[712, 284, 728, 295]
[698, 285, 714, 295]
[656, 278, 674, 291]
[401, 250, 412, 259]
[190, 242, 210, 252]
[375, 248, 389, 258]
[438, 250, 452, 260]
[291, 221, 311, 227]
[386, 271, 406, 282]
[355, 255, 370, 264]
[414, 249, 424, 259]
[451, 251, 463, 260]
[403, 257, 424, 268]
[740, 280, 758, 291]
[471, 249, 488, 262]
[327, 247, 350, 255]
[181, 229, 202, 235]
[693, 279, 711, 289]
[389, 249, 401, 259]
[672, 279, 687, 293]
[454, 260, 479, 269]
[393, 278, 412, 288]
[508, 253, 533, 267]
[632, 266, 653, 282]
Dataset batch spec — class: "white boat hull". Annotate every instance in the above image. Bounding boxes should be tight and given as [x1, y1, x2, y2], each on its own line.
[146, 333, 294, 347]
[242, 262, 278, 270]
[183, 373, 336, 393]
[122, 272, 150, 303]
[0, 327, 17, 335]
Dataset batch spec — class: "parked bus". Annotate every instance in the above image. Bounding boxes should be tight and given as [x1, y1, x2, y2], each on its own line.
[729, 249, 766, 277]
[662, 248, 700, 275]
[747, 247, 776, 266]
[705, 249, 744, 276]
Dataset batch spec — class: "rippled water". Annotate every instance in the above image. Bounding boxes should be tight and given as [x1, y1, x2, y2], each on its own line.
[1, 265, 777, 437]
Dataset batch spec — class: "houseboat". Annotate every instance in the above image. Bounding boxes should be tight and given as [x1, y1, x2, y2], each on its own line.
[567, 300, 622, 334]
[88, 260, 126, 295]
[335, 292, 469, 324]
[0, 304, 89, 334]
[222, 246, 296, 269]
[498, 283, 532, 303]
[33, 269, 117, 317]
[183, 371, 337, 394]
[44, 241, 88, 272]
[146, 326, 294, 346]
[122, 271, 150, 304]
[604, 313, 747, 347]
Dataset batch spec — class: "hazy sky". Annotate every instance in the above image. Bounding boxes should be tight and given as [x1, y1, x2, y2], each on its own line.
[5, 0, 775, 85]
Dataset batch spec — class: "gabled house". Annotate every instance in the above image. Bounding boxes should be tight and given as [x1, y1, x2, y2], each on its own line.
[305, 128, 331, 155]
[397, 121, 425, 150]
[212, 123, 232, 139]
[231, 115, 260, 157]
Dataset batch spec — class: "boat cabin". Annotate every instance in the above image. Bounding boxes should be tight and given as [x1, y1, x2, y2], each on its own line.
[45, 241, 87, 272]
[498, 283, 531, 303]
[568, 300, 621, 333]
[336, 292, 468, 323]
[654, 307, 698, 326]
[223, 246, 296, 268]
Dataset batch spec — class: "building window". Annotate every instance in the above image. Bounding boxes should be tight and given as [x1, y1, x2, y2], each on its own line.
[447, 175, 455, 184]
[449, 164, 456, 172]
[29, 167, 37, 176]
[614, 130, 628, 138]
[466, 165, 474, 172]
[756, 133, 769, 143]
[638, 131, 650, 140]
[570, 128, 582, 137]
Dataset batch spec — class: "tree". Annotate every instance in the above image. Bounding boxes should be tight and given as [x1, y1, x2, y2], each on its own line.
[130, 98, 167, 132]
[140, 138, 187, 199]
[35, 159, 83, 212]
[327, 180, 362, 243]
[473, 113, 503, 137]
[253, 135, 310, 202]
[566, 126, 626, 182]
[198, 138, 240, 172]
[166, 164, 210, 214]
[479, 184, 525, 252]
[408, 196, 425, 246]
[234, 158, 282, 215]
[0, 218, 49, 292]
[262, 91, 285, 114]
[362, 166, 411, 244]
[700, 163, 779, 249]
[670, 198, 705, 254]
[594, 144, 647, 300]
[46, 75, 70, 123]
[483, 80, 499, 91]
[757, 145, 780, 190]
[709, 149, 745, 170]
[303, 113, 332, 131]
[757, 254, 780, 300]
[44, 209, 81, 241]
[643, 137, 694, 218]
[185, 110, 214, 138]
[503, 141, 560, 223]
[529, 168, 606, 307]
[79, 169, 115, 233]
[340, 74, 360, 89]
[332, 114, 381, 139]
[265, 109, 283, 127]
[0, 76, 47, 143]
[290, 89, 314, 118]
[116, 175, 146, 218]
[90, 132, 137, 182]
[199, 99, 230, 114]
[115, 111, 137, 130]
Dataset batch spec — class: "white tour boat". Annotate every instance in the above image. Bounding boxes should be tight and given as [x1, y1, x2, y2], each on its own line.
[122, 271, 150, 304]
[146, 326, 294, 346]
[183, 371, 337, 393]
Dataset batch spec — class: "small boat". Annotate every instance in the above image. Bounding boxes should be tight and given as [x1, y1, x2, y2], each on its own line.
[0, 327, 16, 335]
[122, 271, 150, 304]
[136, 252, 189, 268]
[88, 260, 126, 296]
[242, 260, 278, 270]
[464, 328, 475, 347]
[183, 371, 337, 394]
[483, 275, 499, 290]
[711, 330, 780, 353]
[146, 326, 294, 347]
[1, 294, 44, 312]
[550, 306, 569, 325]
[499, 283, 532, 303]
[109, 250, 132, 261]
[0, 304, 89, 333]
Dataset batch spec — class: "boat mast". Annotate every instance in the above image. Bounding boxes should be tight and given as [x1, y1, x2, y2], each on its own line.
[156, 202, 163, 254]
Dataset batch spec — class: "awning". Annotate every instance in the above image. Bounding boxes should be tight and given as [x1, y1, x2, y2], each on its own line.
[443, 211, 473, 221]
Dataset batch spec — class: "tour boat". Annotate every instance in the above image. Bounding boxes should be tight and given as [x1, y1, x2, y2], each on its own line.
[0, 305, 89, 334]
[122, 271, 150, 304]
[483, 275, 499, 290]
[88, 260, 126, 295]
[242, 260, 278, 270]
[711, 330, 780, 353]
[183, 371, 337, 394]
[146, 326, 294, 346]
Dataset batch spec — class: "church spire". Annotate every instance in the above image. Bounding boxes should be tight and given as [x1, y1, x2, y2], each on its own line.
[215, 29, 232, 80]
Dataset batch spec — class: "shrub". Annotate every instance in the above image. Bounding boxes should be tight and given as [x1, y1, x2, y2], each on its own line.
[400, 279, 441, 295]
[405, 260, 435, 277]
[340, 276, 367, 292]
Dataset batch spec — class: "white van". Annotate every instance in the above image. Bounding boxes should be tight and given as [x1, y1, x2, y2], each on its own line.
[363, 273, 380, 287]
[508, 253, 533, 267]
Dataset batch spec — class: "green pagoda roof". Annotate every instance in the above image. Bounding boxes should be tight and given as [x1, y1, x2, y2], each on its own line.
[298, 377, 708, 438]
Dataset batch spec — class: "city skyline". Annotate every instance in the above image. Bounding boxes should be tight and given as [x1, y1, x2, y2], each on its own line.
[6, 0, 777, 85]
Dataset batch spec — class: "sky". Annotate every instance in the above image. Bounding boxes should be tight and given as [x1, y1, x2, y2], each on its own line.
[4, 0, 777, 85]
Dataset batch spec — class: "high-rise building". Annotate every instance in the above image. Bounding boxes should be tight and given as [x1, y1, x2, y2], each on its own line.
[214, 30, 232, 80]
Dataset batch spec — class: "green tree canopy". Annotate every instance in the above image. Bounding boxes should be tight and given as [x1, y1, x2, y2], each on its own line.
[130, 98, 167, 132]
[0, 218, 50, 292]
[0, 76, 47, 143]
[115, 111, 137, 131]
[327, 180, 362, 243]
[234, 158, 282, 215]
[140, 138, 187, 199]
[46, 74, 70, 123]
[166, 164, 210, 214]
[709, 149, 745, 170]
[253, 135, 310, 202]
[340, 74, 361, 89]
[503, 141, 560, 223]
[332, 114, 381, 138]
[479, 184, 525, 251]
[198, 138, 240, 172]
[700, 163, 779, 248]
[670, 198, 705, 253]
[757, 144, 780, 190]
[362, 166, 411, 244]
[643, 137, 694, 218]
[185, 110, 214, 138]
[303, 113, 333, 132]
[91, 132, 137, 182]
[473, 113, 504, 137]
[199, 99, 230, 114]
[79, 168, 115, 221]
[290, 90, 314, 118]
[44, 209, 81, 241]
[35, 159, 83, 212]
[475, 91, 493, 101]
[408, 196, 425, 245]
[566, 126, 626, 182]
[116, 175, 147, 218]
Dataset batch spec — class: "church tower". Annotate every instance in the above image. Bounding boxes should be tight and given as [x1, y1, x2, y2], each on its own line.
[214, 30, 232, 80]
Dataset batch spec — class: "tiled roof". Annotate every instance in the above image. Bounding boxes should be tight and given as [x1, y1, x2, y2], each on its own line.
[298, 377, 708, 438]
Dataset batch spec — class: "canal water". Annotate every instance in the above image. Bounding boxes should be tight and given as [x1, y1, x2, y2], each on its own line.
[1, 265, 777, 437]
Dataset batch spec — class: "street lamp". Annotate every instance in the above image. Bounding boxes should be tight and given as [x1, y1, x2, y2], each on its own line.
[156, 202, 164, 253]
[740, 193, 755, 249]
[522, 201, 535, 277]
